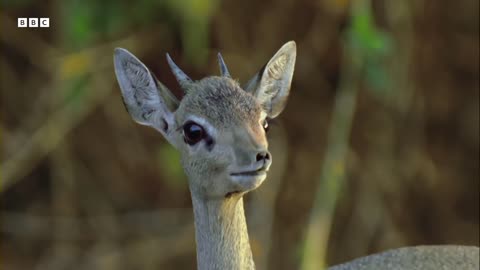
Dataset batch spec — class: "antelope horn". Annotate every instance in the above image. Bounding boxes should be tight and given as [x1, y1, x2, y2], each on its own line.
[166, 53, 192, 91]
[217, 52, 231, 78]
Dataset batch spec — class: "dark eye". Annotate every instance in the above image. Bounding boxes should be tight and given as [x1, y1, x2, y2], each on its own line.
[183, 121, 206, 145]
[262, 119, 270, 132]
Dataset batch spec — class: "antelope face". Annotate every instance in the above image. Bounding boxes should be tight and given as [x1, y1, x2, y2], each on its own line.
[174, 77, 272, 199]
[114, 41, 296, 200]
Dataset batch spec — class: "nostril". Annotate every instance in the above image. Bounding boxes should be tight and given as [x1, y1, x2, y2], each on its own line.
[256, 151, 270, 162]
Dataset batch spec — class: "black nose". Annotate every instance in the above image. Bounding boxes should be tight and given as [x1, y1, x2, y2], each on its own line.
[256, 151, 271, 162]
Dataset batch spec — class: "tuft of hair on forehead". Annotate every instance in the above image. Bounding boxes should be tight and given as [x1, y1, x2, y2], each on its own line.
[178, 76, 263, 128]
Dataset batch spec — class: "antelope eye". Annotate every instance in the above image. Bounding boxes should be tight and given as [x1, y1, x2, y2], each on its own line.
[183, 121, 205, 145]
[262, 119, 269, 132]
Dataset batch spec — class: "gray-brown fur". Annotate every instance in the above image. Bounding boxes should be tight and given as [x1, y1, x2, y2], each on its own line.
[192, 194, 254, 270]
[328, 245, 479, 270]
[178, 77, 261, 129]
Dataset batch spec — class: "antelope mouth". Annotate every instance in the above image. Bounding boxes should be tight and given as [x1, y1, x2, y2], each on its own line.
[229, 167, 268, 193]
[230, 162, 270, 177]
[230, 169, 267, 177]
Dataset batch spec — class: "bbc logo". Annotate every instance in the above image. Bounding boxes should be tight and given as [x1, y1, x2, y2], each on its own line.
[18, 18, 50, 28]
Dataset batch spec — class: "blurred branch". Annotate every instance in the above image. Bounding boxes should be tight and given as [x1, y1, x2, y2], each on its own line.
[48, 142, 81, 270]
[0, 72, 113, 193]
[0, 18, 173, 193]
[300, 0, 386, 269]
[21, 210, 195, 270]
[3, 208, 195, 269]
[77, 223, 194, 270]
[1, 209, 193, 239]
[385, 1, 415, 115]
[301, 39, 361, 270]
[0, 14, 171, 74]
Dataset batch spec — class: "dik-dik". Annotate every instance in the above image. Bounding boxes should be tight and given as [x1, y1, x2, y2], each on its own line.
[114, 41, 479, 270]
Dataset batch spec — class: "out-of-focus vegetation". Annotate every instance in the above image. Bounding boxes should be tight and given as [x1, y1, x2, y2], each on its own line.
[1, 0, 478, 269]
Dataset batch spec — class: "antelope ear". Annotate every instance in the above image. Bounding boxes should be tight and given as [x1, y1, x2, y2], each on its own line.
[114, 48, 179, 146]
[244, 41, 296, 118]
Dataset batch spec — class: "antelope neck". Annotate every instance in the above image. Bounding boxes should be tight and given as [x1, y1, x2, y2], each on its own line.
[191, 194, 255, 270]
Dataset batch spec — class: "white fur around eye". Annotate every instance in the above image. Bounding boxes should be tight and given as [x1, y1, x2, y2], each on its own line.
[186, 115, 218, 138]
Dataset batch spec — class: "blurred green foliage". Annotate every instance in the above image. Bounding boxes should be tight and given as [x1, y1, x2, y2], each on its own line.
[63, 74, 89, 111]
[60, 0, 219, 65]
[157, 144, 187, 190]
[164, 0, 220, 66]
[62, 0, 157, 49]
[57, 0, 220, 114]
[302, 2, 395, 269]
[347, 1, 393, 97]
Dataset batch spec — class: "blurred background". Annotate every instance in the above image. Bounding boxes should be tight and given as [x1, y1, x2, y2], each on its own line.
[1, 0, 478, 269]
